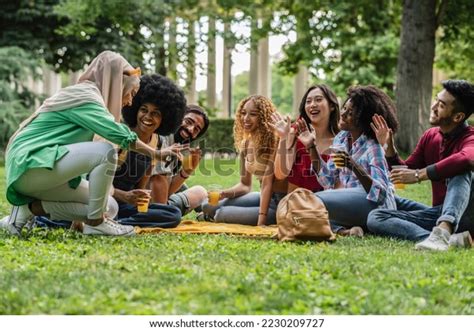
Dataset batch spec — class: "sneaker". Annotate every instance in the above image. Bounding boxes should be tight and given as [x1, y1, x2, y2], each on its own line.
[196, 212, 214, 222]
[3, 205, 35, 236]
[349, 226, 364, 238]
[448, 231, 473, 249]
[337, 226, 364, 237]
[83, 218, 135, 236]
[415, 226, 450, 251]
[0, 216, 9, 230]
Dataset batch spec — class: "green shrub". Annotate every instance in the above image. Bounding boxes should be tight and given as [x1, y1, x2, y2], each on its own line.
[197, 118, 236, 155]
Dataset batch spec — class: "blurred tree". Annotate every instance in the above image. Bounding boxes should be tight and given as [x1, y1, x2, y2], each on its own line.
[271, 65, 294, 114]
[396, 0, 474, 151]
[232, 71, 249, 111]
[0, 47, 42, 151]
[278, 0, 401, 97]
[232, 65, 293, 115]
[0, 0, 176, 72]
[395, 0, 436, 151]
[434, 1, 474, 81]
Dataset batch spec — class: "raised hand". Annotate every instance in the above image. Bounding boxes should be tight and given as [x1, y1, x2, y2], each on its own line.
[295, 118, 315, 149]
[270, 112, 291, 138]
[370, 114, 392, 147]
[270, 113, 297, 149]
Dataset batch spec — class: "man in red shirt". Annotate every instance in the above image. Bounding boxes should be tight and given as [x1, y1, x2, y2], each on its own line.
[367, 80, 474, 251]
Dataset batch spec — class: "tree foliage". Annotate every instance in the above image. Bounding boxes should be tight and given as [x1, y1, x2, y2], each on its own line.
[0, 47, 42, 151]
[278, 0, 401, 97]
[435, 0, 474, 81]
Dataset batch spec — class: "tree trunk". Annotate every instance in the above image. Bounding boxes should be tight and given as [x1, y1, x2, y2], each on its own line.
[206, 16, 216, 109]
[395, 0, 437, 152]
[155, 42, 167, 77]
[257, 36, 270, 98]
[293, 64, 308, 116]
[168, 17, 178, 81]
[185, 18, 197, 104]
[222, 22, 232, 118]
[249, 18, 259, 95]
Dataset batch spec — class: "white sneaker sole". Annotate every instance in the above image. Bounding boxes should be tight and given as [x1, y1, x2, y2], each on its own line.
[414, 242, 448, 251]
[83, 226, 136, 236]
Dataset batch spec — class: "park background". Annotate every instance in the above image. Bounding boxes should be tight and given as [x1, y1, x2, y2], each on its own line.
[0, 0, 473, 314]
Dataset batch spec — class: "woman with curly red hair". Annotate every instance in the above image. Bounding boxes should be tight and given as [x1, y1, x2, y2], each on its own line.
[201, 95, 287, 226]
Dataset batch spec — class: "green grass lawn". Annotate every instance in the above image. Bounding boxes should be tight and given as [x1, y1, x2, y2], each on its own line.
[0, 161, 473, 315]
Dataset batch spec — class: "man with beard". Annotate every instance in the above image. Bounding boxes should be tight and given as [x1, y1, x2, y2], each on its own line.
[367, 80, 474, 251]
[150, 105, 210, 216]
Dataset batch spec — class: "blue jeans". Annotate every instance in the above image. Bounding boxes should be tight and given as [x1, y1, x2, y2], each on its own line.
[35, 217, 71, 229]
[117, 203, 182, 228]
[315, 187, 379, 232]
[367, 172, 474, 241]
[396, 196, 429, 211]
[201, 192, 285, 226]
[36, 203, 183, 229]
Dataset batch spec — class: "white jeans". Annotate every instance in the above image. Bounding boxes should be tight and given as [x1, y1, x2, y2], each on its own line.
[13, 142, 118, 220]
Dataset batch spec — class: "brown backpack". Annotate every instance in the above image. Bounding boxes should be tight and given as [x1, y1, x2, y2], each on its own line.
[276, 188, 336, 242]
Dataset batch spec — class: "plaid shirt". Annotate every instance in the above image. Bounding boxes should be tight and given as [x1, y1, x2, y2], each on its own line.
[317, 131, 396, 209]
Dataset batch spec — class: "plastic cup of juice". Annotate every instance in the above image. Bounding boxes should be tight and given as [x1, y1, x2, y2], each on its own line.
[328, 144, 346, 169]
[208, 185, 222, 206]
[391, 165, 408, 190]
[137, 196, 150, 213]
[181, 152, 193, 171]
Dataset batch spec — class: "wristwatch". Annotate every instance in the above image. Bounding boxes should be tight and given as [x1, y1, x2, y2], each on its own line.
[415, 169, 420, 183]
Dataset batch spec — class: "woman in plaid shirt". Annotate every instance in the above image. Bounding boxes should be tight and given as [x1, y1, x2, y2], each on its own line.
[296, 85, 399, 237]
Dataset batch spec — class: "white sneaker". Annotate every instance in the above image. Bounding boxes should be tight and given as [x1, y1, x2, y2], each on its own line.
[3, 205, 35, 236]
[349, 226, 364, 238]
[415, 226, 450, 251]
[0, 216, 9, 230]
[83, 218, 135, 236]
[448, 231, 473, 248]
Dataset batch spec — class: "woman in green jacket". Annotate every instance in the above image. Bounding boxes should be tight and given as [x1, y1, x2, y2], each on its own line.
[3, 51, 184, 236]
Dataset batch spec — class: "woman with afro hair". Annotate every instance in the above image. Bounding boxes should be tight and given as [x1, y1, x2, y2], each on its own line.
[295, 85, 399, 237]
[112, 73, 188, 228]
[201, 95, 288, 226]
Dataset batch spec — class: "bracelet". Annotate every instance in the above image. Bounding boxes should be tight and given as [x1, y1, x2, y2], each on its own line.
[415, 169, 421, 183]
[259, 212, 267, 216]
[180, 169, 190, 179]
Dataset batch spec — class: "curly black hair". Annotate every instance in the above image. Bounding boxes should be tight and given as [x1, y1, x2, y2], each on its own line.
[343, 85, 399, 140]
[122, 74, 186, 135]
[442, 79, 474, 119]
[299, 84, 340, 136]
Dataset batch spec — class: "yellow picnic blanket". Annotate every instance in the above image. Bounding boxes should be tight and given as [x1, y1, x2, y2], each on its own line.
[136, 220, 278, 238]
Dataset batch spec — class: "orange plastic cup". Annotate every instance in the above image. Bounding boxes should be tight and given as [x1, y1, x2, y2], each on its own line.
[331, 153, 345, 169]
[137, 197, 150, 213]
[208, 191, 220, 206]
[391, 165, 408, 190]
[182, 154, 193, 171]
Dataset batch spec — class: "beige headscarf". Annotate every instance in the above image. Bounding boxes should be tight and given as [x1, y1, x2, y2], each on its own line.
[78, 50, 140, 122]
[7, 51, 140, 149]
